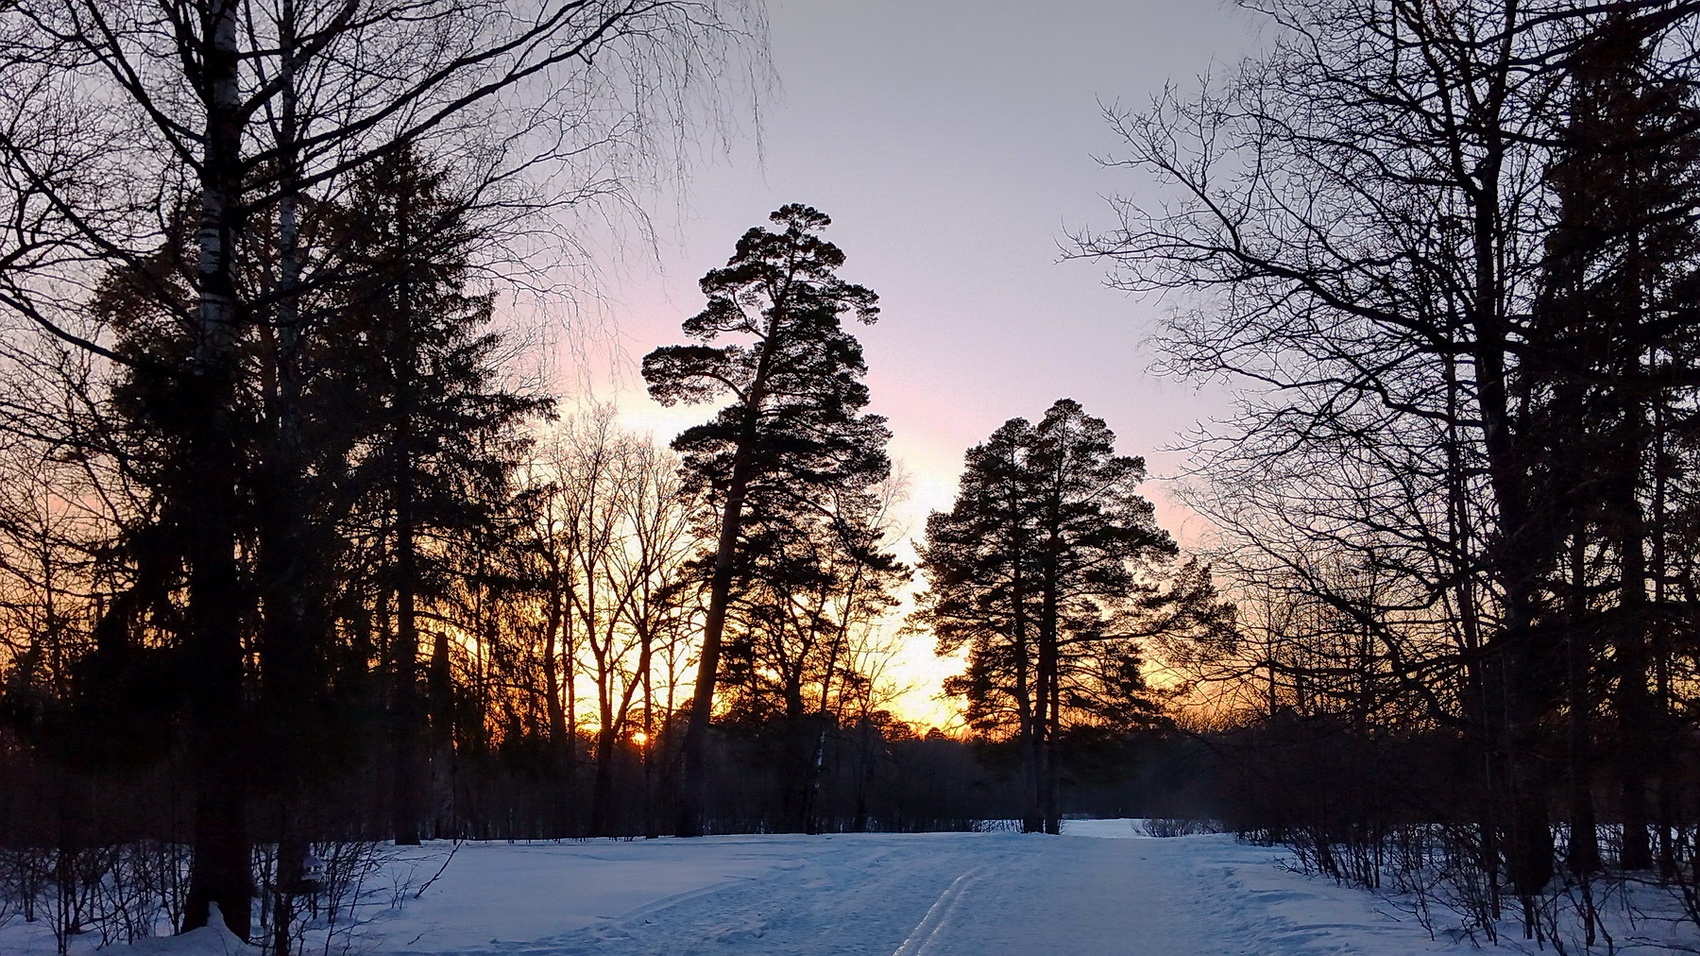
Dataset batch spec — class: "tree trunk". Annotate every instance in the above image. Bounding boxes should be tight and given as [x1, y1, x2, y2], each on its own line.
[1037, 534, 1061, 836]
[1565, 538, 1601, 875]
[182, 0, 252, 936]
[1476, 220, 1556, 905]
[1615, 410, 1653, 870]
[391, 508, 422, 846]
[541, 585, 570, 835]
[271, 831, 307, 956]
[677, 479, 746, 836]
[803, 717, 829, 835]
[591, 725, 617, 836]
[389, 188, 424, 847]
[1012, 577, 1040, 834]
[389, 382, 422, 844]
[677, 381, 769, 836]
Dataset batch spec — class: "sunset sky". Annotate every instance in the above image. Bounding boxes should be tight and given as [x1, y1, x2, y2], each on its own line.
[582, 0, 1265, 727]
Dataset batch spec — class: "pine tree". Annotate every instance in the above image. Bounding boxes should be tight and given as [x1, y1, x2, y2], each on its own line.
[918, 399, 1180, 833]
[642, 204, 886, 836]
[917, 418, 1044, 830]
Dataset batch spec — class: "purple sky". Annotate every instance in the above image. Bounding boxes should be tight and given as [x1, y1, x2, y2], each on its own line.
[588, 0, 1263, 724]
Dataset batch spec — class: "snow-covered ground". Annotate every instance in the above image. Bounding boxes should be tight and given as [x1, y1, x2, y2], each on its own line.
[4, 822, 1690, 955]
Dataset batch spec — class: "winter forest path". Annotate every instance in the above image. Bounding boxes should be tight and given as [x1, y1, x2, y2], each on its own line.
[367, 826, 1455, 956]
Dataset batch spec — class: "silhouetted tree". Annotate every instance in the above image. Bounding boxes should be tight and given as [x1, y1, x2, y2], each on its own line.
[331, 152, 549, 846]
[643, 203, 886, 836]
[918, 399, 1183, 833]
[1077, 0, 1700, 928]
[524, 409, 700, 836]
[718, 472, 906, 832]
[1531, 7, 1700, 874]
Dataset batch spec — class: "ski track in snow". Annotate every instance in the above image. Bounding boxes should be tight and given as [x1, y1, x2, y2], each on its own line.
[889, 862, 992, 956]
[383, 838, 1021, 956]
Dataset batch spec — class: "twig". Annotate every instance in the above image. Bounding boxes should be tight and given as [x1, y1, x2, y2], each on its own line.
[413, 840, 463, 900]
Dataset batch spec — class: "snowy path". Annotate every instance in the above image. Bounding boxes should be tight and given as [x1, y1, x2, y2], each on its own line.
[364, 826, 1450, 956]
[385, 835, 1033, 956]
[8, 824, 1488, 955]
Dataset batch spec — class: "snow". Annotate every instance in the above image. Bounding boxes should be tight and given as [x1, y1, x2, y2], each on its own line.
[105, 906, 259, 956]
[1058, 818, 1150, 839]
[3, 824, 1689, 955]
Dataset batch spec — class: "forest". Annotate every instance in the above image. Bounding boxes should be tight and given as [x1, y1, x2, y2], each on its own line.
[1, 0, 1700, 954]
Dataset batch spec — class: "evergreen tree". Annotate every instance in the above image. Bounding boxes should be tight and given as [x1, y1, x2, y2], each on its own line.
[642, 203, 886, 836]
[75, 151, 547, 940]
[329, 152, 550, 845]
[917, 418, 1044, 829]
[90, 199, 344, 938]
[918, 399, 1183, 833]
[1532, 8, 1700, 874]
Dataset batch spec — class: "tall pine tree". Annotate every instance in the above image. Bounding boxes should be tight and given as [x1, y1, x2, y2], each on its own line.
[1533, 8, 1700, 874]
[643, 204, 887, 836]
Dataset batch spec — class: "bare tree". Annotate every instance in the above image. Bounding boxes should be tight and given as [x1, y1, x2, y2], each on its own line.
[538, 408, 698, 835]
